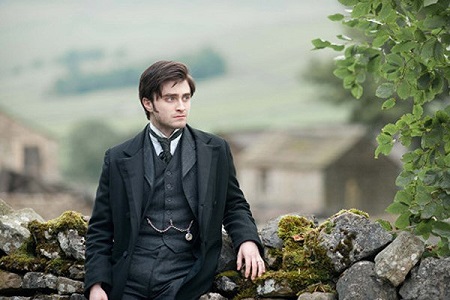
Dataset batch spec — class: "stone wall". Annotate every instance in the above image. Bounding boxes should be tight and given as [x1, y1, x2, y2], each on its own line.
[0, 199, 449, 300]
[1, 193, 92, 221]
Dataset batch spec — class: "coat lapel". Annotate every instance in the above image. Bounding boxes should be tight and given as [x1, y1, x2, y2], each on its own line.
[191, 128, 220, 236]
[117, 126, 149, 233]
[181, 128, 198, 218]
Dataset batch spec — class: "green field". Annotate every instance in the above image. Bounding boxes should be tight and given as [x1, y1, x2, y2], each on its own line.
[0, 0, 350, 140]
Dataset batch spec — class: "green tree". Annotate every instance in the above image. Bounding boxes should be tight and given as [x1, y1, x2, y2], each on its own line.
[63, 120, 123, 185]
[313, 0, 450, 256]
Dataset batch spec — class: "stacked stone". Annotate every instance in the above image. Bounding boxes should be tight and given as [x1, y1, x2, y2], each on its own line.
[0, 199, 86, 300]
[213, 211, 450, 300]
[1, 198, 449, 300]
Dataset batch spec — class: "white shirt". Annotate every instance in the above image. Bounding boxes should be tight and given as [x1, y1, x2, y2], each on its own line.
[149, 122, 182, 156]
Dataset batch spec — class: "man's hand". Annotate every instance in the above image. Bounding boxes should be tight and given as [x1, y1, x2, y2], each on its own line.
[236, 241, 266, 280]
[89, 283, 108, 300]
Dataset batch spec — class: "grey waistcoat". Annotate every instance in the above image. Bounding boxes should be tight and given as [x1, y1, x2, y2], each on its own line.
[135, 132, 199, 254]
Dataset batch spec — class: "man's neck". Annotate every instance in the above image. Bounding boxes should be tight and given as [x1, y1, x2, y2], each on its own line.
[149, 122, 179, 138]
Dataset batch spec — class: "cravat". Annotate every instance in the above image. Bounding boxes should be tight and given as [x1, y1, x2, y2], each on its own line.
[150, 128, 182, 163]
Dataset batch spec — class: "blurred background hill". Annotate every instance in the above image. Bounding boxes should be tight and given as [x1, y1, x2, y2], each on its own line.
[1, 0, 370, 189]
[0, 0, 348, 139]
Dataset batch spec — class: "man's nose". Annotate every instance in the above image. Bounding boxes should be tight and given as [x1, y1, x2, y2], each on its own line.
[176, 99, 186, 110]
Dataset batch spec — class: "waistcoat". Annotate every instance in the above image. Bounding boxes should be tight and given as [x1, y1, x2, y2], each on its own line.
[134, 133, 199, 254]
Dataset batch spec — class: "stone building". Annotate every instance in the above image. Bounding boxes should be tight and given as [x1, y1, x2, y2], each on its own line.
[0, 110, 59, 182]
[229, 125, 401, 224]
[0, 110, 92, 220]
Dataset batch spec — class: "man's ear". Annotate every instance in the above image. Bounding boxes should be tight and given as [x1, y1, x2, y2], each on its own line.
[142, 97, 153, 112]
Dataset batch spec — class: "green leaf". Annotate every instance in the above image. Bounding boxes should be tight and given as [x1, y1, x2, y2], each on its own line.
[396, 171, 415, 187]
[417, 73, 432, 90]
[415, 220, 432, 239]
[391, 41, 417, 53]
[423, 170, 439, 186]
[376, 83, 395, 98]
[375, 142, 394, 157]
[372, 34, 390, 48]
[355, 72, 366, 83]
[339, 0, 358, 5]
[394, 190, 413, 205]
[414, 29, 427, 42]
[352, 2, 372, 18]
[312, 38, 331, 49]
[367, 54, 381, 72]
[423, 16, 446, 29]
[328, 13, 345, 21]
[351, 83, 363, 99]
[386, 53, 404, 67]
[382, 123, 398, 135]
[382, 98, 396, 110]
[432, 221, 450, 239]
[422, 201, 440, 219]
[424, 0, 439, 6]
[379, 2, 395, 21]
[413, 104, 424, 117]
[416, 187, 432, 205]
[434, 42, 446, 64]
[330, 44, 345, 51]
[343, 73, 356, 88]
[441, 33, 450, 44]
[333, 68, 352, 79]
[395, 212, 411, 229]
[421, 38, 436, 61]
[397, 80, 411, 100]
[311, 39, 344, 51]
[436, 240, 450, 257]
[439, 171, 450, 189]
[386, 201, 409, 214]
[377, 132, 394, 144]
[431, 75, 444, 94]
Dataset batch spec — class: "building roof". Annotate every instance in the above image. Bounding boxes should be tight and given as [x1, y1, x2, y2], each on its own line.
[0, 108, 57, 141]
[238, 124, 368, 170]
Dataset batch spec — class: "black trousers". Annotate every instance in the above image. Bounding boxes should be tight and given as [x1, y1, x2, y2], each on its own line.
[123, 244, 197, 300]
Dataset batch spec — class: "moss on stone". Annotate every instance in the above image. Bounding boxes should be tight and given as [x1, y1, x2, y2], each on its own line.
[0, 211, 87, 277]
[231, 280, 257, 300]
[302, 282, 336, 294]
[27, 211, 87, 260]
[257, 269, 333, 294]
[266, 247, 283, 270]
[215, 270, 241, 280]
[45, 257, 83, 277]
[0, 244, 46, 274]
[258, 214, 341, 295]
[277, 216, 315, 241]
[334, 208, 369, 219]
[29, 210, 87, 240]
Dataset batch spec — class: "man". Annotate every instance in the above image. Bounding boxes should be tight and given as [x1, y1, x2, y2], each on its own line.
[84, 61, 265, 300]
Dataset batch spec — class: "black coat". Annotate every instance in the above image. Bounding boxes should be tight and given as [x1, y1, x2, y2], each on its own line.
[84, 124, 262, 299]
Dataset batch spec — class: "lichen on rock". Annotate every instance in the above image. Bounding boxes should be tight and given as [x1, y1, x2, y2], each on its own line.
[0, 211, 88, 279]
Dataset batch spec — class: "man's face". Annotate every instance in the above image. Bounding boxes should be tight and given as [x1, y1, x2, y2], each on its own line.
[142, 79, 191, 137]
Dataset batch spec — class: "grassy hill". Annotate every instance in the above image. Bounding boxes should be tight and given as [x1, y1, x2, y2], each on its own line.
[0, 0, 349, 139]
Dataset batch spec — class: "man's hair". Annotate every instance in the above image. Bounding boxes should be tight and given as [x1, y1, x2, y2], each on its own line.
[139, 61, 196, 120]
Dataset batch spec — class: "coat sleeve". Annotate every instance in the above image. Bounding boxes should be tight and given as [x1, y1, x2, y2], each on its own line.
[84, 149, 114, 295]
[221, 141, 264, 254]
